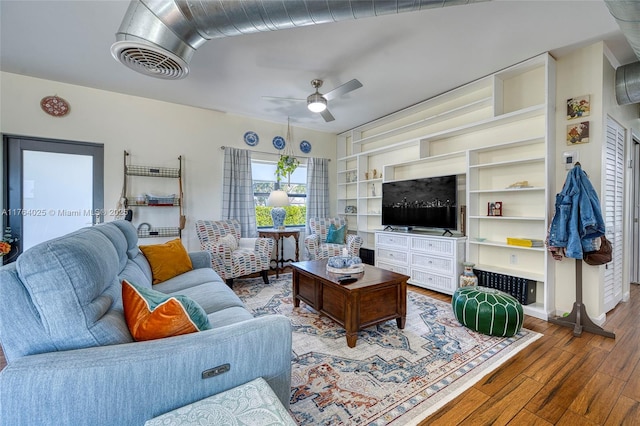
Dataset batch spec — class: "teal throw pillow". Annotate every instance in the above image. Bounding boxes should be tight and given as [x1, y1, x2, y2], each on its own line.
[326, 224, 346, 244]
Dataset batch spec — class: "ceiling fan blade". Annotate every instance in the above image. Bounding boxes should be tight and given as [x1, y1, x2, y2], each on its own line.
[324, 79, 363, 101]
[320, 108, 335, 122]
[261, 96, 305, 102]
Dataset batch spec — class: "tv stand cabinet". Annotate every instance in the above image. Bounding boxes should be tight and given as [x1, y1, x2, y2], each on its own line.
[375, 231, 466, 295]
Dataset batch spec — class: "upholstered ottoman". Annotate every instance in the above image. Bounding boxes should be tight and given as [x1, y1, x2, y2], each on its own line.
[145, 377, 296, 426]
[452, 286, 523, 337]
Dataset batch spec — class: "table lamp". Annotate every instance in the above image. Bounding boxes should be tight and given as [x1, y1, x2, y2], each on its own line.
[267, 190, 290, 230]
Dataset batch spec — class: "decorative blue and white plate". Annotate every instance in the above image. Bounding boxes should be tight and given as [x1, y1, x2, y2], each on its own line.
[300, 140, 312, 153]
[272, 136, 286, 150]
[243, 131, 259, 146]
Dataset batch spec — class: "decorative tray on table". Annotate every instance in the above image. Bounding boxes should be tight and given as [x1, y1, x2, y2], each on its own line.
[326, 255, 365, 274]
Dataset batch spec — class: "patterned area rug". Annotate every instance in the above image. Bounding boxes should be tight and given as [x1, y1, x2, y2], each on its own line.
[234, 274, 541, 425]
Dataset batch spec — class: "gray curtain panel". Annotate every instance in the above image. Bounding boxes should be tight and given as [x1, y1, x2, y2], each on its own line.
[305, 157, 330, 234]
[222, 147, 257, 237]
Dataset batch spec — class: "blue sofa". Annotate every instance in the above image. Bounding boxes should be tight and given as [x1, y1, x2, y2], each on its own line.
[0, 220, 292, 425]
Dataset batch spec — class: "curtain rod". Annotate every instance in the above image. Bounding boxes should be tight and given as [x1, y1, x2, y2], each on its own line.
[219, 146, 330, 161]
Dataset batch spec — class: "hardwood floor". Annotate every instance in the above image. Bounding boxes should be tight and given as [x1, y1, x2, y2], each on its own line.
[416, 283, 640, 426]
[1, 269, 638, 426]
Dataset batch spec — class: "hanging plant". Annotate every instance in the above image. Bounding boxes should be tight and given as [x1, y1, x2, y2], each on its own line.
[274, 117, 299, 185]
[275, 154, 299, 184]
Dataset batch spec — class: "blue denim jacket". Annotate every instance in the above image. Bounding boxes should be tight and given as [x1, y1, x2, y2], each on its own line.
[548, 165, 605, 259]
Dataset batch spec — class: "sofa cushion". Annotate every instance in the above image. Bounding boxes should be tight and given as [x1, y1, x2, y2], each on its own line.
[176, 282, 246, 314]
[153, 267, 223, 294]
[122, 280, 211, 341]
[139, 239, 193, 284]
[206, 306, 254, 328]
[16, 226, 133, 352]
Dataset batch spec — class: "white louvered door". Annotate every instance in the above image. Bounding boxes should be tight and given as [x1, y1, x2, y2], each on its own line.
[604, 117, 625, 312]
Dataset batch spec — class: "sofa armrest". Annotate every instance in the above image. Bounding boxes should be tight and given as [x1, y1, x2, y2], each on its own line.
[0, 315, 292, 426]
[188, 251, 212, 269]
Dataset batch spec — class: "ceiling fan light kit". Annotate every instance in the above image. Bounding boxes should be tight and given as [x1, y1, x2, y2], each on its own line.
[307, 93, 327, 112]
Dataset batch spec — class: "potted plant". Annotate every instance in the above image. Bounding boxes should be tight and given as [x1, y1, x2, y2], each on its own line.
[275, 154, 299, 185]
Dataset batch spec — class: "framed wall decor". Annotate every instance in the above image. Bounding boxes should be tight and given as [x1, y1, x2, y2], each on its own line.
[567, 95, 590, 119]
[567, 121, 590, 145]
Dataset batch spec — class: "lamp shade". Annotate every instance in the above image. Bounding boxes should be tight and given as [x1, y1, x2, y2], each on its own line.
[307, 93, 327, 112]
[267, 190, 290, 207]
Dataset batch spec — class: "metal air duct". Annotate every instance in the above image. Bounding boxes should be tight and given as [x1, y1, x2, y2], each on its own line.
[111, 0, 483, 80]
[605, 0, 640, 105]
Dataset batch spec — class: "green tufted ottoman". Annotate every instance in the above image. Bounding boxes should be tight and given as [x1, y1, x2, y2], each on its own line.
[452, 286, 523, 337]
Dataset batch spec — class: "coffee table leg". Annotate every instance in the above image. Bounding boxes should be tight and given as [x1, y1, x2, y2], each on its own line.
[396, 317, 406, 329]
[292, 270, 300, 307]
[346, 332, 357, 348]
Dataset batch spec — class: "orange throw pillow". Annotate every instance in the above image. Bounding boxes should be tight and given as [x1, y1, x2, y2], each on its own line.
[122, 279, 211, 341]
[139, 239, 193, 284]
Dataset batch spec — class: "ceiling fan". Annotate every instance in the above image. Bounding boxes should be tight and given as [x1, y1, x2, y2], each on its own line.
[264, 78, 363, 122]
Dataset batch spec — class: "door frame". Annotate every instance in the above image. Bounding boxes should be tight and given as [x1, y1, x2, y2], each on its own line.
[2, 134, 104, 256]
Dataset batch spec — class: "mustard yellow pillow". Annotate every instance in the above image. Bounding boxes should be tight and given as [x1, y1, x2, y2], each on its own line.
[122, 279, 210, 341]
[139, 239, 193, 284]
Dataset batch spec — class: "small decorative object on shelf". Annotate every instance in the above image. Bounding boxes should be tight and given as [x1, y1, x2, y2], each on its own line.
[459, 262, 478, 287]
[371, 184, 376, 197]
[506, 180, 531, 189]
[487, 201, 502, 216]
[0, 227, 19, 263]
[345, 205, 357, 214]
[372, 169, 378, 179]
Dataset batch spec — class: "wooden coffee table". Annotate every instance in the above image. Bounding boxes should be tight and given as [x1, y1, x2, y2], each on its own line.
[291, 259, 409, 348]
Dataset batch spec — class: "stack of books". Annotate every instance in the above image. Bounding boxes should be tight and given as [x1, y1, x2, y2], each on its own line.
[506, 237, 544, 247]
[473, 269, 537, 305]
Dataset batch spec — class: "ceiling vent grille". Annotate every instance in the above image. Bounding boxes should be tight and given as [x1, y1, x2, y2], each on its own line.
[111, 41, 188, 80]
[112, 0, 480, 80]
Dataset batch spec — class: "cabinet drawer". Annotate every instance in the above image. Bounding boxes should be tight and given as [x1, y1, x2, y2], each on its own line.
[411, 253, 454, 275]
[376, 248, 408, 265]
[376, 261, 410, 276]
[376, 233, 410, 249]
[411, 269, 457, 294]
[411, 237, 455, 256]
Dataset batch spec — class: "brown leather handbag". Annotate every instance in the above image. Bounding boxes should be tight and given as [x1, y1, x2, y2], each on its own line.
[583, 235, 612, 266]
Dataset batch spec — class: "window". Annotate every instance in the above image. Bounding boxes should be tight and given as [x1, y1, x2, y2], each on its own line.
[252, 160, 307, 227]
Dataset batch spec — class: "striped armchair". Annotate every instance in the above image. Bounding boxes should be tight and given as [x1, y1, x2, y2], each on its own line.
[304, 217, 363, 260]
[195, 219, 274, 287]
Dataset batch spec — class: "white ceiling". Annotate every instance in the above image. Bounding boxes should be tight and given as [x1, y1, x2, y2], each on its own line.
[0, 0, 636, 134]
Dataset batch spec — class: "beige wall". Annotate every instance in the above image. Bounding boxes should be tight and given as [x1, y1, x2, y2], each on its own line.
[554, 42, 639, 321]
[0, 72, 337, 250]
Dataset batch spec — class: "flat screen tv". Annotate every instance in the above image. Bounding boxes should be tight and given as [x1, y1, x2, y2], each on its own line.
[382, 175, 457, 231]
